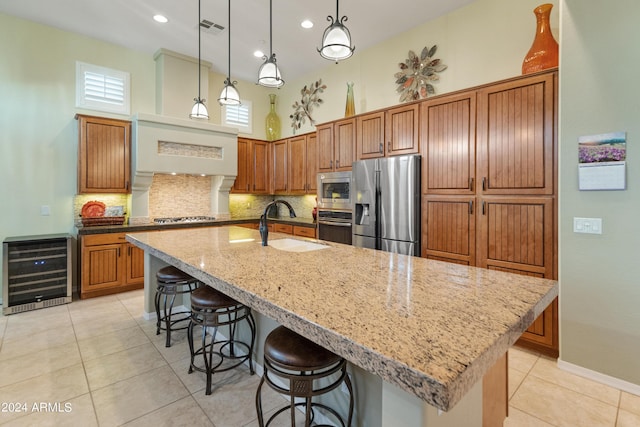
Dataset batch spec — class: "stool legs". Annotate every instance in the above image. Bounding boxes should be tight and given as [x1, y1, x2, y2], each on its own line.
[188, 305, 256, 395]
[155, 280, 198, 347]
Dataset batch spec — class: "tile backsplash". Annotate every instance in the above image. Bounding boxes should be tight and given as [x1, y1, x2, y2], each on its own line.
[74, 194, 130, 227]
[229, 194, 317, 219]
[148, 174, 212, 218]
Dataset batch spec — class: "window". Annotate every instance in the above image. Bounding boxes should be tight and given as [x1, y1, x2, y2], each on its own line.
[76, 61, 130, 115]
[222, 100, 252, 134]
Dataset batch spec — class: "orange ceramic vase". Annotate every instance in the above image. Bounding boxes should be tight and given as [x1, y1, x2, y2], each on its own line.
[522, 3, 558, 74]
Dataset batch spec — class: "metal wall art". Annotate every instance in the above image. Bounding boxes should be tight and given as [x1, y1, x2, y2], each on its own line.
[290, 79, 327, 132]
[395, 45, 447, 103]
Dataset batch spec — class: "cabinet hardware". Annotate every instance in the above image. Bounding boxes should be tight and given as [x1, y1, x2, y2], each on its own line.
[330, 160, 333, 168]
[482, 177, 487, 191]
[127, 246, 131, 256]
[469, 200, 473, 214]
[387, 143, 391, 153]
[482, 201, 486, 215]
[117, 247, 121, 257]
[336, 159, 340, 168]
[469, 178, 474, 191]
[126, 181, 130, 190]
[379, 142, 383, 153]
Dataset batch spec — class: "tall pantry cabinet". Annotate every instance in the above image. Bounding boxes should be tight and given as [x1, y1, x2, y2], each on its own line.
[421, 70, 558, 356]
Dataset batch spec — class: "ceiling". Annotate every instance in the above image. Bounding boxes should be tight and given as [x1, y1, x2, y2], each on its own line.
[0, 0, 476, 84]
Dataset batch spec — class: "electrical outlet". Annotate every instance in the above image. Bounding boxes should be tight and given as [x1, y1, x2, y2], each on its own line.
[573, 217, 602, 234]
[40, 205, 50, 216]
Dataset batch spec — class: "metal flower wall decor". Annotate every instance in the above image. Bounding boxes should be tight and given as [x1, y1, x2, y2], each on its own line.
[395, 45, 447, 103]
[290, 79, 327, 132]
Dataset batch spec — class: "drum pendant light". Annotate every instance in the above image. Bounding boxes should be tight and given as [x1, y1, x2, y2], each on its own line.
[257, 0, 284, 88]
[318, 0, 355, 62]
[190, 0, 209, 119]
[218, 0, 240, 105]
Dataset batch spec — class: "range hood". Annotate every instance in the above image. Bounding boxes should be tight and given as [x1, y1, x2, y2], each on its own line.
[129, 49, 238, 224]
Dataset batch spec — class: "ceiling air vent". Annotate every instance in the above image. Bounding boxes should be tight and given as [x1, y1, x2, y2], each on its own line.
[200, 19, 224, 35]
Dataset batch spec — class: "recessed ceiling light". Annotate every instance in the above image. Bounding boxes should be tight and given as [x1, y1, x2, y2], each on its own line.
[153, 15, 169, 23]
[301, 20, 313, 29]
[254, 50, 265, 58]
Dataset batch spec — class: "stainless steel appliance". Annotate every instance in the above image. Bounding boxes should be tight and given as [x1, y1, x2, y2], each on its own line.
[317, 171, 352, 210]
[317, 209, 352, 245]
[352, 155, 421, 256]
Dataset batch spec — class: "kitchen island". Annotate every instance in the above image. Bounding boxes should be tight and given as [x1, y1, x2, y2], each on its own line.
[126, 226, 557, 426]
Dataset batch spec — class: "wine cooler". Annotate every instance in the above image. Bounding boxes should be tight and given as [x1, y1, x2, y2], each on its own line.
[3, 234, 73, 315]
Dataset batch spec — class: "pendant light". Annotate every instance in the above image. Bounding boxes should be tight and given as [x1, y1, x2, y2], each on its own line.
[190, 0, 209, 119]
[257, 0, 284, 88]
[318, 0, 355, 62]
[218, 0, 240, 105]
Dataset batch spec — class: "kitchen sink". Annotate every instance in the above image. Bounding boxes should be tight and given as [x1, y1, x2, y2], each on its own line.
[268, 238, 328, 253]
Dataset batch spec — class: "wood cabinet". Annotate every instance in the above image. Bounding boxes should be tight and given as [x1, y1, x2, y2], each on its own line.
[317, 118, 356, 172]
[356, 104, 420, 160]
[385, 103, 420, 156]
[76, 114, 131, 194]
[421, 70, 558, 357]
[233, 138, 269, 194]
[272, 139, 288, 194]
[288, 133, 317, 194]
[235, 221, 316, 238]
[80, 233, 144, 299]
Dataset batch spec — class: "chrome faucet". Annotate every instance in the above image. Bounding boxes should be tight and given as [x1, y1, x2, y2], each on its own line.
[259, 200, 297, 246]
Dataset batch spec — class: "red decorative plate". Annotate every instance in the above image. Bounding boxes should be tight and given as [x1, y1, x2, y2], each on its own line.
[81, 201, 106, 217]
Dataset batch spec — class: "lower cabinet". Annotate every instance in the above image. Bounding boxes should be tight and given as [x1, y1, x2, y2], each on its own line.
[80, 233, 144, 299]
[235, 222, 317, 238]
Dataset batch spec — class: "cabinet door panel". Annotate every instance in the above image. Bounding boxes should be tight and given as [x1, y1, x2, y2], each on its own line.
[253, 141, 270, 194]
[288, 136, 307, 194]
[233, 138, 251, 193]
[83, 244, 122, 291]
[386, 104, 419, 156]
[421, 93, 476, 194]
[316, 124, 334, 172]
[77, 115, 131, 194]
[422, 196, 475, 266]
[126, 244, 145, 285]
[334, 119, 355, 171]
[273, 140, 288, 193]
[478, 197, 553, 277]
[357, 111, 385, 159]
[478, 73, 555, 195]
[306, 133, 318, 193]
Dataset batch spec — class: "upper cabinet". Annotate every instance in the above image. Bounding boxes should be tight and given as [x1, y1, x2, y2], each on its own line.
[476, 72, 555, 195]
[421, 92, 477, 195]
[233, 138, 270, 194]
[317, 118, 356, 172]
[76, 114, 131, 194]
[272, 139, 288, 194]
[288, 133, 317, 194]
[356, 104, 420, 160]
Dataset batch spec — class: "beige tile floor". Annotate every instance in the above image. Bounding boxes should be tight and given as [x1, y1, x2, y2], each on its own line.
[0, 289, 638, 426]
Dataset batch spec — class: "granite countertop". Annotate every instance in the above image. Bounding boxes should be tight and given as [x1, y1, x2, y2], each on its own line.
[126, 226, 557, 412]
[77, 216, 316, 235]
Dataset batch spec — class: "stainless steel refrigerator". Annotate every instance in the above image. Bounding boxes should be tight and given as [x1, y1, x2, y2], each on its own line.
[352, 154, 421, 256]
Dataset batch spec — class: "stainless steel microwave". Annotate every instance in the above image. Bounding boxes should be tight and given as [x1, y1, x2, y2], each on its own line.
[317, 171, 352, 210]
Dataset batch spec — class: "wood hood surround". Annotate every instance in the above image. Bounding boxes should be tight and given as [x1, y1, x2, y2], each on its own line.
[129, 49, 238, 224]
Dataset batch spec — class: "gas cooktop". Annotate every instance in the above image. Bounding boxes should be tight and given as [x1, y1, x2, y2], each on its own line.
[153, 216, 217, 224]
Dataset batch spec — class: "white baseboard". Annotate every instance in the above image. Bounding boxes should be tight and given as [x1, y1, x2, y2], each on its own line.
[557, 359, 640, 396]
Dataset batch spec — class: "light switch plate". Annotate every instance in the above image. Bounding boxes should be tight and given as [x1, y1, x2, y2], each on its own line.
[573, 217, 602, 234]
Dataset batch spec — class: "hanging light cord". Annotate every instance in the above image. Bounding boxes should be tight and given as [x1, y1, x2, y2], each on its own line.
[227, 0, 231, 80]
[268, 0, 274, 58]
[197, 0, 202, 101]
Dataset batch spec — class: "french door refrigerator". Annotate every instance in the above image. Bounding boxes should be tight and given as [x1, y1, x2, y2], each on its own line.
[352, 154, 421, 256]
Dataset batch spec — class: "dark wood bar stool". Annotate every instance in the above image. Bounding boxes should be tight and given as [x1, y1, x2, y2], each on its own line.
[155, 265, 200, 347]
[256, 326, 354, 427]
[188, 285, 256, 395]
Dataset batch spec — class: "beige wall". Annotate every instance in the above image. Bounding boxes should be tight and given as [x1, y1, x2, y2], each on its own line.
[559, 0, 640, 384]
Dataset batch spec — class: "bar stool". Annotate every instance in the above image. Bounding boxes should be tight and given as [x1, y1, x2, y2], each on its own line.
[256, 326, 354, 427]
[155, 265, 200, 347]
[188, 285, 256, 395]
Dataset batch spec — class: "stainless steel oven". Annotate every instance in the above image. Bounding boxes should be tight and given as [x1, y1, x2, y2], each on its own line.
[317, 171, 352, 210]
[317, 209, 352, 245]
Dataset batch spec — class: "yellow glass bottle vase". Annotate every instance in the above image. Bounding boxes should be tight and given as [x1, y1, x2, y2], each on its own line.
[265, 93, 281, 141]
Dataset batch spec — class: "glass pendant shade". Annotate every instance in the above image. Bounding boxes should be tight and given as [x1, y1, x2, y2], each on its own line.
[318, 0, 355, 62]
[190, 98, 209, 119]
[258, 54, 284, 88]
[218, 80, 241, 105]
[320, 23, 353, 61]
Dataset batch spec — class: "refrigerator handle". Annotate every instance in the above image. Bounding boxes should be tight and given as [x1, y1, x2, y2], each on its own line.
[375, 169, 382, 250]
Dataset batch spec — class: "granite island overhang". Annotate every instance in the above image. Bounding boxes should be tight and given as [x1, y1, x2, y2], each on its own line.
[126, 226, 558, 415]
